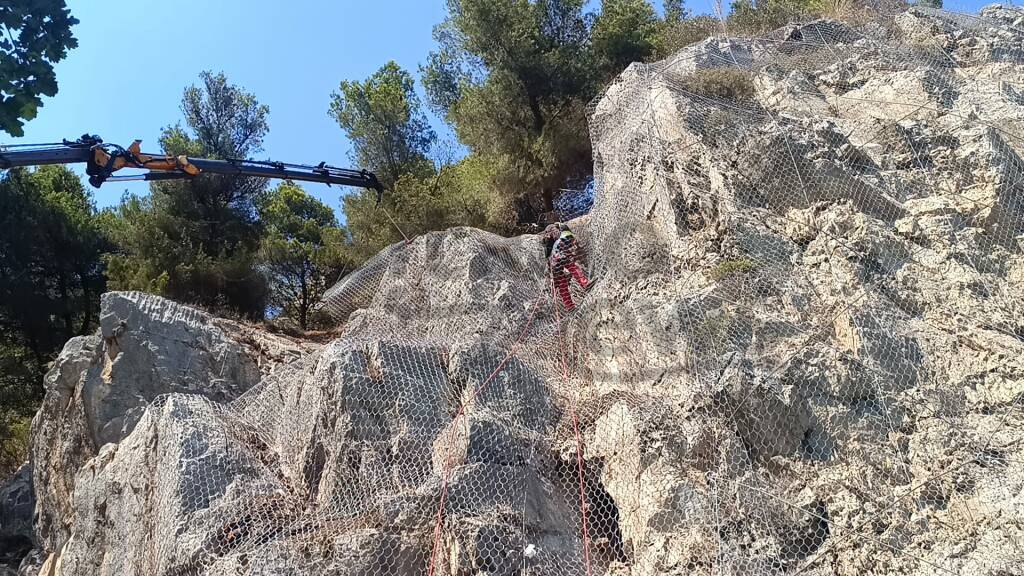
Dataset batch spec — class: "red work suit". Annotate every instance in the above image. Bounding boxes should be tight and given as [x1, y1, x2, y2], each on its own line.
[548, 229, 589, 311]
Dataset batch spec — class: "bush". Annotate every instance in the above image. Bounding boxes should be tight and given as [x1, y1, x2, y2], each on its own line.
[653, 15, 719, 59]
[710, 258, 757, 280]
[342, 153, 508, 261]
[679, 68, 757, 103]
[0, 412, 31, 478]
[730, 0, 812, 34]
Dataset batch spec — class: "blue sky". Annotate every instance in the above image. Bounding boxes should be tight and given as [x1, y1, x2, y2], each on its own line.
[8, 0, 1003, 214]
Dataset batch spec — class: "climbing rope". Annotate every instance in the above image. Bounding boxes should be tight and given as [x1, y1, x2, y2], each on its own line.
[427, 295, 546, 576]
[552, 271, 594, 576]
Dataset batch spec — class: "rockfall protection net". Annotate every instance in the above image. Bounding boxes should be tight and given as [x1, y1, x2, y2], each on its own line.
[85, 5, 1024, 575]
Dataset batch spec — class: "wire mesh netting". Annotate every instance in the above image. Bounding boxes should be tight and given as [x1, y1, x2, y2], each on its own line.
[52, 4, 1024, 575]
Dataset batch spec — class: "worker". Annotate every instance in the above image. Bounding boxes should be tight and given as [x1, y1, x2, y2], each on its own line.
[543, 222, 590, 311]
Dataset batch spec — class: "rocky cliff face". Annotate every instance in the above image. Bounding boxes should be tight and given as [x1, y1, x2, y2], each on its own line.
[577, 5, 1024, 574]
[7, 5, 1024, 576]
[16, 293, 316, 575]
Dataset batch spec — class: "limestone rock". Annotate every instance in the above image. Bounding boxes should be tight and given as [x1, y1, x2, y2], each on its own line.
[659, 37, 759, 77]
[14, 4, 1024, 575]
[57, 395, 283, 576]
[30, 292, 309, 558]
[580, 3, 1024, 573]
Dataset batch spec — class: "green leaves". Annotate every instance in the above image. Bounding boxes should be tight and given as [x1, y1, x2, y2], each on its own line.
[0, 0, 78, 136]
[329, 61, 436, 190]
[664, 0, 689, 22]
[259, 182, 337, 245]
[592, 0, 660, 80]
[421, 0, 599, 219]
[0, 409, 31, 477]
[258, 182, 349, 329]
[729, 0, 819, 33]
[0, 166, 108, 436]
[180, 71, 270, 159]
[106, 72, 271, 320]
[421, 0, 693, 221]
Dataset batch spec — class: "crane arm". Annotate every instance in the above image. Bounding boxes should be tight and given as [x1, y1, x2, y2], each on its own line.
[0, 134, 384, 202]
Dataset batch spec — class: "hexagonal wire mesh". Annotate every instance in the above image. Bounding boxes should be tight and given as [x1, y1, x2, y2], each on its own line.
[98, 4, 1024, 575]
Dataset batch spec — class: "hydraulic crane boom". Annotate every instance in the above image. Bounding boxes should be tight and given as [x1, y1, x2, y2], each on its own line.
[0, 134, 384, 202]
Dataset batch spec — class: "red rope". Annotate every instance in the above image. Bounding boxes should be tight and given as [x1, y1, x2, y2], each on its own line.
[552, 270, 594, 576]
[426, 295, 545, 576]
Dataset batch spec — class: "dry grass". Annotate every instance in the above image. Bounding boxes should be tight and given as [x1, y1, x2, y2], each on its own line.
[710, 258, 757, 281]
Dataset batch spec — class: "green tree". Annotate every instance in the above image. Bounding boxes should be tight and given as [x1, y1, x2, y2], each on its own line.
[421, 0, 597, 222]
[258, 182, 353, 330]
[329, 62, 503, 258]
[0, 405, 31, 476]
[329, 61, 436, 190]
[105, 72, 270, 319]
[0, 0, 78, 136]
[591, 0, 661, 80]
[339, 188, 400, 262]
[0, 166, 107, 369]
[663, 0, 689, 22]
[340, 151, 503, 259]
[0, 166, 107, 474]
[180, 71, 270, 159]
[652, 14, 717, 58]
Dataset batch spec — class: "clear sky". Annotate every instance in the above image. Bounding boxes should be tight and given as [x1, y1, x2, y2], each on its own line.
[7, 0, 1004, 215]
[11, 0, 454, 213]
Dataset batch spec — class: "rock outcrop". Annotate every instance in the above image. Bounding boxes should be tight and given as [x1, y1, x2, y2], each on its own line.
[8, 4, 1024, 576]
[579, 5, 1024, 574]
[26, 292, 313, 572]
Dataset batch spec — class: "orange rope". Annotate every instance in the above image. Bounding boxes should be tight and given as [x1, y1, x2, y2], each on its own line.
[426, 295, 545, 576]
[551, 268, 594, 576]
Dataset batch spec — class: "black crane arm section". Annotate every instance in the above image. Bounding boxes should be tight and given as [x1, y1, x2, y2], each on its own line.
[0, 135, 384, 203]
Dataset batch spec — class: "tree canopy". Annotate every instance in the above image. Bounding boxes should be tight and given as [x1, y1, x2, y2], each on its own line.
[0, 0, 78, 136]
[258, 182, 352, 330]
[422, 0, 599, 222]
[329, 61, 436, 190]
[418, 0, 719, 223]
[105, 72, 271, 319]
[591, 0, 661, 80]
[0, 165, 107, 473]
[0, 166, 107, 373]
